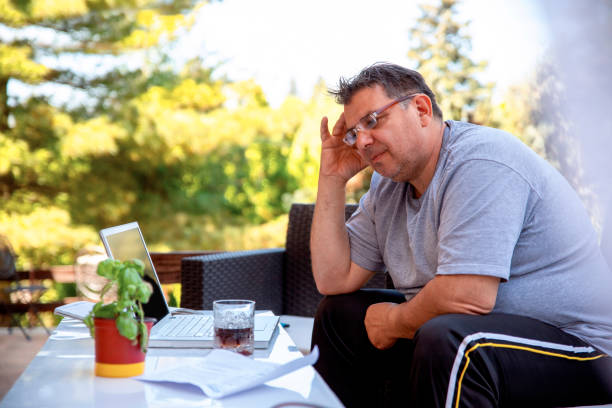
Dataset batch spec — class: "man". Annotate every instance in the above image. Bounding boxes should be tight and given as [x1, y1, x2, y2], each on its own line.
[310, 63, 612, 407]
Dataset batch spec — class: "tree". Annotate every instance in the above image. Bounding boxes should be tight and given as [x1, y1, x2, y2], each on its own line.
[0, 1, 347, 270]
[0, 1, 213, 267]
[408, 0, 492, 123]
[0, 1, 209, 126]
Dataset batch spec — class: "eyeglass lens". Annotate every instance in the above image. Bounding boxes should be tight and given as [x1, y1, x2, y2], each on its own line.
[343, 129, 358, 145]
[344, 113, 377, 146]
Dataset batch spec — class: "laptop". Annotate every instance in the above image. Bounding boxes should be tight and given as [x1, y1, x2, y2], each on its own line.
[95, 221, 279, 349]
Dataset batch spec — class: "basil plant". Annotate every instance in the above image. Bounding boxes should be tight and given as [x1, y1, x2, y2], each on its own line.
[84, 258, 152, 352]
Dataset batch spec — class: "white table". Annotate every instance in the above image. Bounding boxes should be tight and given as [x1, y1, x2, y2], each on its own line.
[0, 318, 343, 408]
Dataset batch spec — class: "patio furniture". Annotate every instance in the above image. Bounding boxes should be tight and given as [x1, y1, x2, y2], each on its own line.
[180, 203, 391, 317]
[0, 235, 50, 340]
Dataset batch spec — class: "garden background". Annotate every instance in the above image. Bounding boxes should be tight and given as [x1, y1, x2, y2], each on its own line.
[1, 0, 611, 311]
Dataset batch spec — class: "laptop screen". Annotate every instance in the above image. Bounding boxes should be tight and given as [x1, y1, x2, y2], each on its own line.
[99, 222, 170, 323]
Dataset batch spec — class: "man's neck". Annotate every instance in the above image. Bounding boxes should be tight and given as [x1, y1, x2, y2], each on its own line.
[411, 120, 446, 198]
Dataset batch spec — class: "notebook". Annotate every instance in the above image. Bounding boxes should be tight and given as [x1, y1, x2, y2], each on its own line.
[87, 221, 279, 349]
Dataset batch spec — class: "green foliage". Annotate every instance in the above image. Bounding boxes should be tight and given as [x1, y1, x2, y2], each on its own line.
[0, 1, 219, 268]
[0, 0, 209, 129]
[0, 0, 362, 271]
[408, 0, 493, 122]
[0, 207, 98, 268]
[0, 0, 567, 286]
[84, 258, 152, 353]
[0, 43, 49, 83]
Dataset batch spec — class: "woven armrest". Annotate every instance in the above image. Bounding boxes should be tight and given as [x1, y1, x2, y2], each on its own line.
[180, 249, 284, 314]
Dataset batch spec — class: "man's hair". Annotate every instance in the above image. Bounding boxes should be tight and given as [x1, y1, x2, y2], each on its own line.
[329, 62, 443, 120]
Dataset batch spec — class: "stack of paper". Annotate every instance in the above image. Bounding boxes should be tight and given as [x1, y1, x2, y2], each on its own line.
[138, 346, 319, 399]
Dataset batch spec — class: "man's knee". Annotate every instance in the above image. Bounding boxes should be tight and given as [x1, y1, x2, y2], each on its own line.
[416, 313, 463, 340]
[412, 314, 471, 366]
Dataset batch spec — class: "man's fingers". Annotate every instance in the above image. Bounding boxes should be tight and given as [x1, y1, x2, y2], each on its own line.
[331, 112, 346, 138]
[320, 116, 330, 141]
[321, 112, 347, 144]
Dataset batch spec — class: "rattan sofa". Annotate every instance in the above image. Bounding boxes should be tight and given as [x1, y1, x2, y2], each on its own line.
[180, 203, 389, 317]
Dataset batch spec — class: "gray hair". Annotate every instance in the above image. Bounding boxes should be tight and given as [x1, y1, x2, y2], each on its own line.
[329, 62, 443, 120]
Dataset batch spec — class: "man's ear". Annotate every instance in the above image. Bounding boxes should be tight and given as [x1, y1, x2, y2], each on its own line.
[413, 94, 433, 127]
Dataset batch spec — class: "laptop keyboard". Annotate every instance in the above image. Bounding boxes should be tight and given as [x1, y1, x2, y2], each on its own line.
[158, 315, 213, 337]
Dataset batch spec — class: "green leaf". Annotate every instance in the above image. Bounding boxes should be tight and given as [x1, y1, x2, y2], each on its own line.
[138, 322, 148, 353]
[97, 259, 119, 279]
[116, 313, 138, 340]
[99, 281, 115, 300]
[126, 259, 145, 276]
[136, 283, 152, 303]
[117, 299, 135, 311]
[94, 303, 117, 319]
[83, 313, 95, 338]
[119, 267, 142, 288]
[126, 284, 137, 296]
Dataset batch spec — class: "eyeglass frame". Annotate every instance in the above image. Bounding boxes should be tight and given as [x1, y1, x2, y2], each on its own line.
[343, 93, 420, 146]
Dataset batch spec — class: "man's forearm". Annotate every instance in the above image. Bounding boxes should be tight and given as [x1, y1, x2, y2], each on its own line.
[310, 176, 352, 294]
[387, 275, 499, 339]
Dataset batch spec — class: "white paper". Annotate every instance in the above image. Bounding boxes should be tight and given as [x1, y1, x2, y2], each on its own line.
[54, 300, 95, 321]
[138, 346, 319, 399]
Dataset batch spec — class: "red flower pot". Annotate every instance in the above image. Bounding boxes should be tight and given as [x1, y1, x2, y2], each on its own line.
[94, 317, 154, 378]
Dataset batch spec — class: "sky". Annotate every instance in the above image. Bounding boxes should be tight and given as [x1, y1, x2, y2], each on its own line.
[172, 0, 550, 107]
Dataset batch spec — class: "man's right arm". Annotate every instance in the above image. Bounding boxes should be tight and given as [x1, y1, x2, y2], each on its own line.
[310, 115, 375, 295]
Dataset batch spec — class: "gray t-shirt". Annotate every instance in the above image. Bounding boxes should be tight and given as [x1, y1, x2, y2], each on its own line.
[347, 120, 612, 354]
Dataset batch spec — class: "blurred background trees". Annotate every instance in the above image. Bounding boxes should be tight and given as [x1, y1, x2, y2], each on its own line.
[0, 0, 219, 267]
[408, 0, 492, 124]
[0, 0, 569, 271]
[0, 0, 335, 269]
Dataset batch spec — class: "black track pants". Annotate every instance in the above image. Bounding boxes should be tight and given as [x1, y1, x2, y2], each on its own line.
[311, 289, 612, 408]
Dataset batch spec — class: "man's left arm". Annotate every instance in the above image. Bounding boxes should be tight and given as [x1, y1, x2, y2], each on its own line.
[365, 159, 531, 349]
[365, 274, 500, 349]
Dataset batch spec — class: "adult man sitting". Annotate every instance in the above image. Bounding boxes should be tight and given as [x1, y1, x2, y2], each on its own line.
[310, 63, 612, 407]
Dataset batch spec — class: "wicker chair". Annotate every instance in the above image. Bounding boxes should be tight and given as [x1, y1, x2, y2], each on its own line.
[180, 203, 390, 317]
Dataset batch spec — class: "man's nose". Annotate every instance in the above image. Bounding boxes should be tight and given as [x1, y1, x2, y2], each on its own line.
[355, 128, 375, 150]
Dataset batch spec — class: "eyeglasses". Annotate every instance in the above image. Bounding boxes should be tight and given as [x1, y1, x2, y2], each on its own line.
[343, 93, 419, 146]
